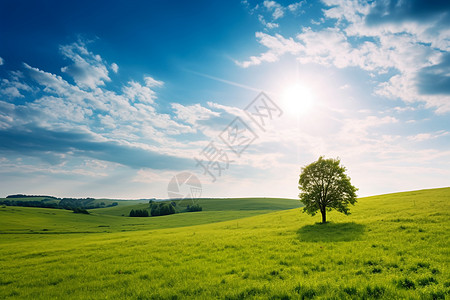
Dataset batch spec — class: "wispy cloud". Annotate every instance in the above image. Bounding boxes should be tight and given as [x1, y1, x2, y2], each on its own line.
[171, 103, 220, 126]
[258, 15, 279, 29]
[235, 32, 301, 67]
[287, 2, 304, 14]
[1, 75, 32, 98]
[247, 0, 305, 29]
[186, 69, 262, 92]
[407, 130, 449, 142]
[263, 0, 285, 20]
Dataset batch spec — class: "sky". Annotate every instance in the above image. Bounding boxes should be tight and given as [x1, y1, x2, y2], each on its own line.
[0, 0, 449, 199]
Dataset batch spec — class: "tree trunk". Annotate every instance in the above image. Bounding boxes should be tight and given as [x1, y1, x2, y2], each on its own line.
[321, 210, 326, 223]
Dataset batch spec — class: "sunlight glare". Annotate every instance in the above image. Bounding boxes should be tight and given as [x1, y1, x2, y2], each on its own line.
[281, 84, 314, 115]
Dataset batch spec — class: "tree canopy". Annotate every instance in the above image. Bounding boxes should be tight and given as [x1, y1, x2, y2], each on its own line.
[298, 156, 358, 223]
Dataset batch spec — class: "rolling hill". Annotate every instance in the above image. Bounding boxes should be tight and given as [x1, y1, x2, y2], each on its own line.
[0, 188, 449, 299]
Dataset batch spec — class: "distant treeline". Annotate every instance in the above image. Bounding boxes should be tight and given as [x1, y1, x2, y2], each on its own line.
[129, 209, 149, 217]
[129, 200, 202, 217]
[6, 194, 58, 199]
[150, 201, 176, 216]
[1, 195, 118, 211]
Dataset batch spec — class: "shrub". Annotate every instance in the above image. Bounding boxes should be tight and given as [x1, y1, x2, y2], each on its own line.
[72, 207, 89, 214]
[129, 209, 149, 217]
[186, 204, 202, 212]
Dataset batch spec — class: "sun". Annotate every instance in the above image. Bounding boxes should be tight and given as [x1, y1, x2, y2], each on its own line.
[281, 84, 314, 115]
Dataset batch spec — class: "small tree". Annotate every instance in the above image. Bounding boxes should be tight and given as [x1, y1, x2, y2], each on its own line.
[150, 204, 160, 216]
[298, 156, 358, 223]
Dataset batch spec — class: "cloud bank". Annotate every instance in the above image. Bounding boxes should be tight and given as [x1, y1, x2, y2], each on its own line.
[237, 0, 450, 113]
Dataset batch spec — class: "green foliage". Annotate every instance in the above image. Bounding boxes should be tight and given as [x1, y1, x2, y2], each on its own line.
[0, 197, 119, 210]
[150, 202, 175, 216]
[298, 156, 358, 223]
[186, 204, 202, 212]
[6, 194, 57, 199]
[129, 209, 149, 217]
[72, 207, 89, 214]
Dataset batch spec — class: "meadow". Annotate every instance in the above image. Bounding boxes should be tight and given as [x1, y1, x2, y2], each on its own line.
[0, 188, 449, 299]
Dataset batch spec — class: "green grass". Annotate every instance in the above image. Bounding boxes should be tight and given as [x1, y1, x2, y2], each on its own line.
[91, 197, 300, 217]
[0, 188, 449, 299]
[0, 197, 299, 234]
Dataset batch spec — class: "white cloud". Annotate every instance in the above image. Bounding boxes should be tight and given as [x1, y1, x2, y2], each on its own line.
[310, 18, 324, 25]
[239, 0, 450, 113]
[258, 15, 279, 29]
[251, 1, 306, 30]
[132, 169, 175, 184]
[266, 22, 279, 29]
[0, 77, 32, 98]
[340, 115, 398, 138]
[144, 76, 164, 87]
[263, 1, 284, 20]
[287, 2, 304, 13]
[171, 103, 220, 125]
[407, 131, 449, 142]
[60, 41, 110, 90]
[408, 133, 431, 142]
[1, 43, 201, 163]
[122, 80, 158, 104]
[235, 32, 302, 67]
[296, 27, 354, 68]
[111, 63, 119, 73]
[322, 0, 370, 24]
[0, 57, 3, 65]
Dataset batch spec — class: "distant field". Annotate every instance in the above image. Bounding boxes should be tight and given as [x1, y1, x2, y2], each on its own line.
[0, 197, 300, 233]
[0, 188, 449, 299]
[92, 197, 300, 217]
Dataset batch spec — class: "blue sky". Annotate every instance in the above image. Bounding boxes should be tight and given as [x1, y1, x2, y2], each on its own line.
[0, 0, 449, 199]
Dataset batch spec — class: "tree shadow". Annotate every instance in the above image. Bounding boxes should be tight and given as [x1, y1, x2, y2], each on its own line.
[297, 222, 365, 242]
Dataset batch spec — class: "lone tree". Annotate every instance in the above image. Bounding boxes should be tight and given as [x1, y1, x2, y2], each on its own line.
[298, 156, 358, 223]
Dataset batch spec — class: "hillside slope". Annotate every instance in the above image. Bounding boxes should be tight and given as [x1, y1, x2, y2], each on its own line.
[0, 188, 449, 299]
[0, 197, 299, 234]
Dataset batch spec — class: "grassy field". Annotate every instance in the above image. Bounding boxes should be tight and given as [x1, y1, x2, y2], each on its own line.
[0, 188, 449, 299]
[91, 197, 299, 217]
[0, 197, 300, 233]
